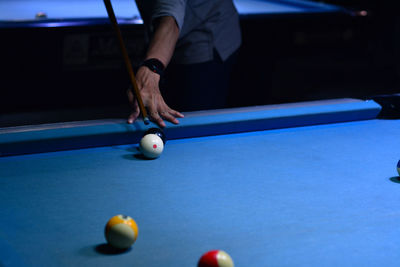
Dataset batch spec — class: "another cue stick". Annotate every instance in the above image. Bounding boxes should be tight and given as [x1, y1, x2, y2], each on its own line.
[103, 0, 150, 125]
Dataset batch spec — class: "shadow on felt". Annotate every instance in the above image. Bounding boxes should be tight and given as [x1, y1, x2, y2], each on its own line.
[94, 243, 132, 255]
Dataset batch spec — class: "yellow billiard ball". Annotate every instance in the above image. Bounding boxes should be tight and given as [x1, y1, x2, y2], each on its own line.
[104, 215, 138, 249]
[35, 12, 48, 19]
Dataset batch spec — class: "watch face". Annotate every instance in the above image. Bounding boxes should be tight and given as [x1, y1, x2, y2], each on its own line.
[148, 64, 156, 72]
[142, 59, 164, 75]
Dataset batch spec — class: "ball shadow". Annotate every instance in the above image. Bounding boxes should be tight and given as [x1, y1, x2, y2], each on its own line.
[95, 243, 132, 255]
[121, 146, 157, 161]
[133, 154, 157, 160]
[121, 153, 156, 161]
[122, 153, 140, 161]
[389, 176, 400, 183]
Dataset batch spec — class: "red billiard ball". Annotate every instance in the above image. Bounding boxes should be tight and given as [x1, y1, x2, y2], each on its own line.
[198, 250, 234, 267]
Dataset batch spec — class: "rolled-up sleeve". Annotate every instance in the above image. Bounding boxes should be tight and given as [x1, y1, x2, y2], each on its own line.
[153, 0, 187, 30]
[136, 0, 187, 31]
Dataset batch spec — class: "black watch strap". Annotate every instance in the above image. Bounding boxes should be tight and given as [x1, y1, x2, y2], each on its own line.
[140, 58, 165, 76]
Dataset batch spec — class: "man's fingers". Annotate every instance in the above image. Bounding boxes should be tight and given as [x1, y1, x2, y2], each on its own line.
[127, 77, 184, 127]
[167, 109, 184, 119]
[159, 110, 182, 125]
[128, 111, 140, 124]
[149, 111, 166, 128]
[127, 101, 140, 124]
[127, 88, 135, 108]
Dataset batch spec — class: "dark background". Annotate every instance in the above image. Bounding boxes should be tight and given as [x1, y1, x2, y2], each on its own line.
[1, 0, 399, 126]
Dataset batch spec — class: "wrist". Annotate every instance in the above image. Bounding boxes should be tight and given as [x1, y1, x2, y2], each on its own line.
[140, 58, 165, 76]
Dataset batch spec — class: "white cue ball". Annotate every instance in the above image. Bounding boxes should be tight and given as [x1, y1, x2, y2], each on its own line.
[139, 134, 164, 158]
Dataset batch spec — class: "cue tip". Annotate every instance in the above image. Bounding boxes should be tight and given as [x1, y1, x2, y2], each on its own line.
[144, 117, 150, 125]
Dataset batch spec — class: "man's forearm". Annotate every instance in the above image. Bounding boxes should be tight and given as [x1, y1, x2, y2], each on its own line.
[145, 16, 180, 67]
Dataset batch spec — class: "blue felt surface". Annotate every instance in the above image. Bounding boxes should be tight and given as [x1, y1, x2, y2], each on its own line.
[1, 118, 400, 266]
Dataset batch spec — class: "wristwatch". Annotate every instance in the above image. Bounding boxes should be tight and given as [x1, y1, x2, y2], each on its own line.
[140, 58, 165, 76]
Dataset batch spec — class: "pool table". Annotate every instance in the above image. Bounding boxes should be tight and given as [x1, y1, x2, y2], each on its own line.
[1, 98, 400, 266]
[0, 0, 349, 28]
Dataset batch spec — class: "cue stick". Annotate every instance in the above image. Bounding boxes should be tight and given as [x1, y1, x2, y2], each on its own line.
[103, 0, 150, 125]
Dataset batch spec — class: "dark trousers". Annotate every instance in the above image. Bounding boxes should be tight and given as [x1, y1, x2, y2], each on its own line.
[162, 49, 238, 112]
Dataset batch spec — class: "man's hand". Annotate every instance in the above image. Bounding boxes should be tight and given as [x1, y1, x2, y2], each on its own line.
[127, 66, 184, 128]
[127, 16, 181, 128]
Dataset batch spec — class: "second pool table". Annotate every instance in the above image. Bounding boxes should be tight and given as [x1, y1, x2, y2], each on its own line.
[0, 0, 349, 27]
